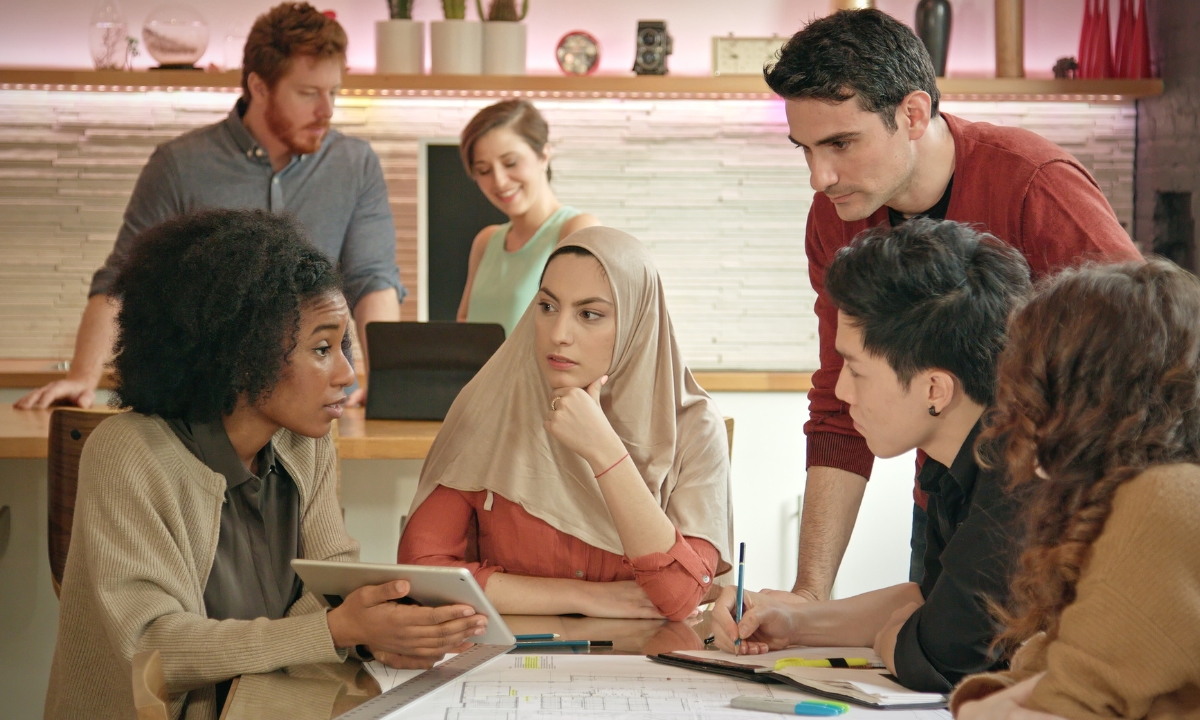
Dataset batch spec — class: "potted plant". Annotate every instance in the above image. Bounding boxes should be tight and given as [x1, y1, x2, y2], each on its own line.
[376, 0, 424, 74]
[478, 0, 528, 75]
[431, 0, 482, 75]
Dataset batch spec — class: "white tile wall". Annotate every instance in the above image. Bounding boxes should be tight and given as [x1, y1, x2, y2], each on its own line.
[0, 91, 1135, 370]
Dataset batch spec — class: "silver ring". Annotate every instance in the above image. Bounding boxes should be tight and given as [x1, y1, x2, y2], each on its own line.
[550, 397, 559, 411]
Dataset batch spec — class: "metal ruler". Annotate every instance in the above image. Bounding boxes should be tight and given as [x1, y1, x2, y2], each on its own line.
[334, 643, 515, 720]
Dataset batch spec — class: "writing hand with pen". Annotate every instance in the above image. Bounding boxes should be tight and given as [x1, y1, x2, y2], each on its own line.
[710, 585, 804, 655]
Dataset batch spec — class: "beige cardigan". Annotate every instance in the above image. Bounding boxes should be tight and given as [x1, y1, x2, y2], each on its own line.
[44, 412, 359, 720]
[951, 464, 1200, 719]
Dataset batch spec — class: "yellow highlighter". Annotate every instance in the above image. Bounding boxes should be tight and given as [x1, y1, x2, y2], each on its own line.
[774, 657, 884, 670]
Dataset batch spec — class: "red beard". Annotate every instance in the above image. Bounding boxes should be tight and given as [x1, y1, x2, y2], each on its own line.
[265, 98, 330, 156]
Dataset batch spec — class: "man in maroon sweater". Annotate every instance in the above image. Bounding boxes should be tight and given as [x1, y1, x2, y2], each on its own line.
[774, 9, 1141, 602]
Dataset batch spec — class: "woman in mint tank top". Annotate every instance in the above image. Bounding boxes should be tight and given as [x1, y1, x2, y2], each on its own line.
[457, 100, 599, 337]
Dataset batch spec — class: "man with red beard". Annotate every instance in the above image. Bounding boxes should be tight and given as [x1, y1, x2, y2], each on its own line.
[17, 3, 402, 409]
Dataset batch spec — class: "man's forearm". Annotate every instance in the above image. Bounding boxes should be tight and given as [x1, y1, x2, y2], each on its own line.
[70, 294, 120, 384]
[351, 288, 402, 374]
[788, 582, 924, 648]
[793, 465, 868, 600]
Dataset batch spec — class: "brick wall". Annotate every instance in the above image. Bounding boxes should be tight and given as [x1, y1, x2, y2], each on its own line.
[0, 90, 1134, 370]
[1134, 0, 1200, 261]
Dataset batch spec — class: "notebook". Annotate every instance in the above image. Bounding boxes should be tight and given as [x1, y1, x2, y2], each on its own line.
[650, 648, 947, 709]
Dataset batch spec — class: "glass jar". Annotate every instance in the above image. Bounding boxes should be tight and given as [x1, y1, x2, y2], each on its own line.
[89, 0, 130, 70]
[142, 4, 210, 68]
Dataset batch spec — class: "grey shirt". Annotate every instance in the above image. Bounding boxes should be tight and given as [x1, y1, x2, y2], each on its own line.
[165, 418, 303, 623]
[91, 99, 404, 310]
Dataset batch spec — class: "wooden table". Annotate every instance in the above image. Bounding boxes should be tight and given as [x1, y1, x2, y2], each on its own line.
[0, 405, 440, 461]
[220, 614, 713, 720]
[0, 359, 812, 394]
[0, 365, 812, 461]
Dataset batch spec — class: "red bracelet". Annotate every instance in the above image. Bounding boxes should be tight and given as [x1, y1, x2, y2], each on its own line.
[594, 452, 630, 479]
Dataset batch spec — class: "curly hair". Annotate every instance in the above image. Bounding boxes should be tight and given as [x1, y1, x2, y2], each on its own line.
[110, 209, 342, 423]
[982, 259, 1200, 651]
[765, 9, 939, 132]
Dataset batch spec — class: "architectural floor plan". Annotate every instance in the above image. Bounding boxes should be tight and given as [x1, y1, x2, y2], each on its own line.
[368, 654, 952, 719]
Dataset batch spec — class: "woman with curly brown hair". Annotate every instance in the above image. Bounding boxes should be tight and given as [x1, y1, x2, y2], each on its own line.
[953, 259, 1200, 719]
[44, 209, 487, 720]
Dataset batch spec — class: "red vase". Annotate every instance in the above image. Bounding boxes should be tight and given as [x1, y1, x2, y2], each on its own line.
[1125, 0, 1152, 78]
[1114, 0, 1132, 76]
[1078, 0, 1094, 78]
[1095, 0, 1113, 77]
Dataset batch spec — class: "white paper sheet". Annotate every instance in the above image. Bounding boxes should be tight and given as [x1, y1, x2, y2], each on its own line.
[366, 653, 952, 719]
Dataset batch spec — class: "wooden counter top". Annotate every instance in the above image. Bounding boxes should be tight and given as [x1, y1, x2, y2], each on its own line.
[0, 406, 437, 461]
[0, 360, 812, 394]
[0, 364, 811, 460]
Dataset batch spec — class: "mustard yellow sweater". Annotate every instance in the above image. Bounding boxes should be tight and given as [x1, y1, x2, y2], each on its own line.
[44, 413, 359, 720]
[952, 463, 1200, 719]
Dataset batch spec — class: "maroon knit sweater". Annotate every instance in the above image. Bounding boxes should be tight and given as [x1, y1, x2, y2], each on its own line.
[805, 113, 1142, 500]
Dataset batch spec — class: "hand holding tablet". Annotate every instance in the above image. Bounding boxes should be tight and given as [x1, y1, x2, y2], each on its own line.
[292, 559, 518, 650]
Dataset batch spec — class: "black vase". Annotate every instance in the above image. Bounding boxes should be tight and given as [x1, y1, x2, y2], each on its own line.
[915, 0, 952, 77]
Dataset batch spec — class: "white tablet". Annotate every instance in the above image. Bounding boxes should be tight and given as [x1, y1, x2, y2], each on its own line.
[291, 559, 516, 646]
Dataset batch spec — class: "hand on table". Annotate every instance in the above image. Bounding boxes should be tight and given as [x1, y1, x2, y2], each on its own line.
[14, 378, 96, 409]
[711, 585, 800, 655]
[577, 580, 666, 619]
[957, 674, 1065, 720]
[326, 580, 487, 667]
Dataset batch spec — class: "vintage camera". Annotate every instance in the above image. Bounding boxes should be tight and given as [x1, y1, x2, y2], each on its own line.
[632, 20, 673, 75]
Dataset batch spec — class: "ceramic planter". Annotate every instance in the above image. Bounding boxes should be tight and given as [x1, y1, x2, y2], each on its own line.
[431, 19, 482, 75]
[482, 21, 526, 75]
[376, 19, 425, 74]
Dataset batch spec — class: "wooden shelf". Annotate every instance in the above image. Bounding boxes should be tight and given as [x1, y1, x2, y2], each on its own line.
[0, 68, 1163, 102]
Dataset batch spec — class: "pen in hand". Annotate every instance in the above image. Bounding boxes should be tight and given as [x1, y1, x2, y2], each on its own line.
[734, 541, 745, 648]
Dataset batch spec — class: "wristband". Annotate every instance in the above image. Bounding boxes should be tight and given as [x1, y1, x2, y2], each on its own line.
[594, 452, 630, 479]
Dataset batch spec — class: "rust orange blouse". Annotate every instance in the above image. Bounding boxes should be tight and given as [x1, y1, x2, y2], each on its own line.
[398, 486, 719, 621]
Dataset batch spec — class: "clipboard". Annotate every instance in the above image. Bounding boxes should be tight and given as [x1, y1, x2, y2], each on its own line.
[649, 651, 948, 709]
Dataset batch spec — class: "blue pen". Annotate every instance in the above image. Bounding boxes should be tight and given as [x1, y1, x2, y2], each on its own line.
[731, 696, 849, 716]
[514, 634, 560, 641]
[512, 639, 613, 649]
[734, 541, 746, 647]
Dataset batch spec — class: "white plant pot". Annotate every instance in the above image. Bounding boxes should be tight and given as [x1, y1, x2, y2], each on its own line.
[430, 19, 482, 75]
[376, 19, 425, 74]
[482, 21, 526, 75]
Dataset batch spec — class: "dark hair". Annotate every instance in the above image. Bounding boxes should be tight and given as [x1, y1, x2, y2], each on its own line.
[242, 2, 347, 98]
[765, 9, 939, 131]
[460, 99, 552, 181]
[982, 260, 1200, 651]
[110, 209, 342, 423]
[825, 218, 1031, 406]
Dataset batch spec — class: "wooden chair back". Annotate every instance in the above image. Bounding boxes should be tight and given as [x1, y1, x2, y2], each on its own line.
[724, 417, 735, 458]
[48, 407, 116, 596]
[132, 649, 170, 720]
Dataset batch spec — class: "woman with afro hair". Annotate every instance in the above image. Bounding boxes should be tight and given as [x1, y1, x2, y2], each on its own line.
[44, 209, 488, 720]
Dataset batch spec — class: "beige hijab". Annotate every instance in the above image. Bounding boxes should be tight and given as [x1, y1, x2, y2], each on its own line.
[408, 227, 734, 576]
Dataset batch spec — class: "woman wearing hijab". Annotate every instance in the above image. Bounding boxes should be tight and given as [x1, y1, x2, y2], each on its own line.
[400, 227, 733, 621]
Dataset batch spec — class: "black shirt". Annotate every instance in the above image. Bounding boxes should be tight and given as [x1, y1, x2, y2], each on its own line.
[166, 419, 304, 714]
[892, 419, 1022, 692]
[888, 175, 955, 227]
